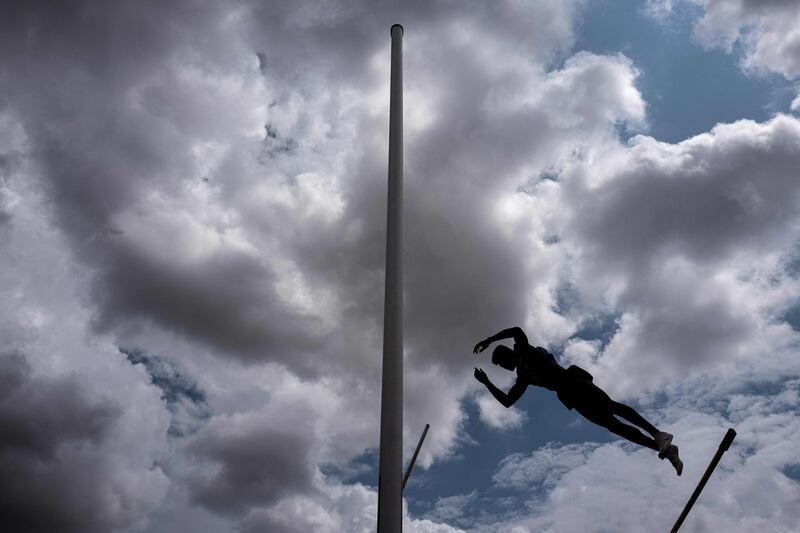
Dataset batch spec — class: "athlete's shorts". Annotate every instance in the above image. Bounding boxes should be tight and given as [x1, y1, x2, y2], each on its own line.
[556, 365, 611, 411]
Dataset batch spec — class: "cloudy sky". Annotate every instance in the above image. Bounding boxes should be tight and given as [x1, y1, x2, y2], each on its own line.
[2, 0, 800, 531]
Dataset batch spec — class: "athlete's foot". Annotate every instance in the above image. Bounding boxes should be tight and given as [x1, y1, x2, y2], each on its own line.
[654, 432, 673, 459]
[663, 444, 683, 476]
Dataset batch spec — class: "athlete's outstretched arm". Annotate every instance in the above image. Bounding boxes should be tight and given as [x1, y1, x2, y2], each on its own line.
[473, 327, 528, 353]
[474, 368, 526, 408]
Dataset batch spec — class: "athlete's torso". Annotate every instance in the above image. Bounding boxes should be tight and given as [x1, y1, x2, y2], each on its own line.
[514, 343, 566, 391]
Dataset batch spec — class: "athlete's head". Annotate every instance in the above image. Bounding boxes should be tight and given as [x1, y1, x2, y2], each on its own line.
[491, 345, 517, 371]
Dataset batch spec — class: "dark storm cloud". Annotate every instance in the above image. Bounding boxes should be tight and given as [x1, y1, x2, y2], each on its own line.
[0, 0, 330, 370]
[0, 351, 118, 457]
[0, 0, 226, 238]
[187, 412, 317, 515]
[0, 351, 127, 533]
[95, 240, 324, 368]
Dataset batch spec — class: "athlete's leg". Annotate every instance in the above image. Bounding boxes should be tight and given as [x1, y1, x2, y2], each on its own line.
[569, 383, 682, 473]
[610, 401, 658, 436]
[576, 404, 659, 451]
[609, 400, 677, 461]
[569, 382, 659, 451]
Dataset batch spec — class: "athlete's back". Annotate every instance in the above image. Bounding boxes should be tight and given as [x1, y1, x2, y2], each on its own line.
[514, 344, 564, 391]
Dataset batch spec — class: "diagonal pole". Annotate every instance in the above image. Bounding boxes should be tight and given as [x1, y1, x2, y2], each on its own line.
[669, 428, 737, 533]
[377, 23, 404, 533]
[402, 424, 430, 491]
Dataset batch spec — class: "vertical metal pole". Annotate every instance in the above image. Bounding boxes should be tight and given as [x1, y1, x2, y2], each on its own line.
[669, 428, 737, 533]
[378, 23, 404, 533]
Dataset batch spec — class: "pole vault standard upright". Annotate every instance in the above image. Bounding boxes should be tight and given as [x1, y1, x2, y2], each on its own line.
[378, 23, 404, 533]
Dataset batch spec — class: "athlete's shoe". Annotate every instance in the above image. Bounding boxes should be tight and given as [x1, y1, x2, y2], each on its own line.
[663, 444, 683, 476]
[654, 432, 673, 459]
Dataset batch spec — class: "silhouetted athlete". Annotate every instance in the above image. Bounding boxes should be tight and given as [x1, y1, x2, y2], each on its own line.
[473, 327, 683, 475]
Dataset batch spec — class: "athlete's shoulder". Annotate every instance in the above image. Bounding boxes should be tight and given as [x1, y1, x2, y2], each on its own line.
[516, 343, 550, 357]
[532, 345, 556, 362]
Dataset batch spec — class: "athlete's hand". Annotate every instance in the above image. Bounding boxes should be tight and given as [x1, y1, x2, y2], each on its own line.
[473, 339, 490, 354]
[474, 367, 489, 384]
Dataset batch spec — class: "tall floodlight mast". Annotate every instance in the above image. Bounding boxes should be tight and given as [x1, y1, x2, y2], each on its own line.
[378, 23, 404, 533]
